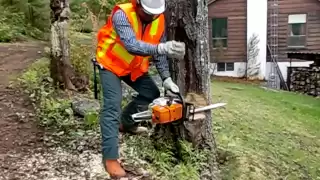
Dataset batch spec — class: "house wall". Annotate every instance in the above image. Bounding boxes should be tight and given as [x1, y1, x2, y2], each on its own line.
[208, 0, 247, 63]
[267, 0, 320, 62]
[265, 0, 320, 80]
[209, 62, 247, 77]
[208, 0, 268, 79]
[209, 0, 320, 80]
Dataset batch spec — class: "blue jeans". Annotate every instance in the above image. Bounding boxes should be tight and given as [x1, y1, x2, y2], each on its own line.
[99, 68, 160, 160]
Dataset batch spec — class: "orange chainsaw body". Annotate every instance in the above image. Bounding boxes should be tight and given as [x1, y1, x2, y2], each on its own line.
[151, 103, 183, 124]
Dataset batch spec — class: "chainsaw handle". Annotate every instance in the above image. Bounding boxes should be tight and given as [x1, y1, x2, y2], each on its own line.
[164, 90, 178, 98]
[164, 90, 187, 119]
[164, 90, 184, 103]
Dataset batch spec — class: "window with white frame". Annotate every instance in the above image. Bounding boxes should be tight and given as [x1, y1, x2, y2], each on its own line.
[287, 14, 307, 47]
[217, 62, 234, 72]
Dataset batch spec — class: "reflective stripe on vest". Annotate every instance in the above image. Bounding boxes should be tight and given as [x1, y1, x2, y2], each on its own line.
[97, 30, 117, 58]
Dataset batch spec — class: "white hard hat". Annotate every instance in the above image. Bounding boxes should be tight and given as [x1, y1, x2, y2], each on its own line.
[139, 0, 165, 15]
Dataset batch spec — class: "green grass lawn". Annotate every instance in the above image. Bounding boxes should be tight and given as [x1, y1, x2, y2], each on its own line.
[212, 81, 320, 180]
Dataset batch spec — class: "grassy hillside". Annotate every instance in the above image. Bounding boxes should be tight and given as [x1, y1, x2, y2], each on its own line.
[212, 81, 320, 179]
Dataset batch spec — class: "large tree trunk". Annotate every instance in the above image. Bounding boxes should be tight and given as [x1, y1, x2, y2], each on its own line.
[50, 0, 89, 91]
[153, 0, 221, 179]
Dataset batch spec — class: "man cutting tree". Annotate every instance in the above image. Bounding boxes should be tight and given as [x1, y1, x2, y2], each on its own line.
[95, 0, 186, 177]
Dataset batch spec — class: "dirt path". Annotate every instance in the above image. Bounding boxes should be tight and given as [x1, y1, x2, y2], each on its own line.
[0, 42, 111, 180]
[0, 42, 46, 179]
[0, 42, 149, 180]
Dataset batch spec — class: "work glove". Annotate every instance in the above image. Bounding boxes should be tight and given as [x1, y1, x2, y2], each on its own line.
[157, 40, 185, 59]
[163, 77, 179, 93]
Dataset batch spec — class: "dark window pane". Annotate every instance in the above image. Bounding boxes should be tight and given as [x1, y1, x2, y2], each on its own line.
[217, 63, 225, 72]
[288, 23, 306, 47]
[226, 63, 234, 71]
[212, 18, 228, 48]
[212, 18, 228, 38]
[289, 23, 306, 36]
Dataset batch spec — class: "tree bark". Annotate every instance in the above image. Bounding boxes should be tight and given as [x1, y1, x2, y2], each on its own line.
[153, 0, 221, 179]
[50, 0, 89, 91]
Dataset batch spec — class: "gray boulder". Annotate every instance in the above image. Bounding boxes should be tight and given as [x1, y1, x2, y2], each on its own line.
[71, 97, 100, 117]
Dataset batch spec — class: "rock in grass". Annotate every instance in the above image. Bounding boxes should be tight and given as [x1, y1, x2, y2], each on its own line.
[71, 97, 100, 117]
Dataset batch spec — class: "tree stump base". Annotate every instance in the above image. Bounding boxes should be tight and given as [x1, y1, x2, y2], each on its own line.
[151, 93, 220, 179]
[151, 93, 209, 146]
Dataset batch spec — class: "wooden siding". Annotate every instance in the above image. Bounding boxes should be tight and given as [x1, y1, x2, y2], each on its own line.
[208, 0, 247, 63]
[267, 0, 320, 62]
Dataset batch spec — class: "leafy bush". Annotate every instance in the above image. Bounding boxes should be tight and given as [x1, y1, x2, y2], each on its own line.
[70, 0, 128, 33]
[123, 135, 208, 180]
[0, 8, 27, 42]
[0, 0, 129, 41]
[16, 57, 94, 134]
[70, 38, 93, 77]
[0, 0, 50, 42]
[17, 57, 51, 99]
[69, 31, 99, 93]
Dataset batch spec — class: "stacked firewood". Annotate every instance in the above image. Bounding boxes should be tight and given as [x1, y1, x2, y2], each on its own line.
[289, 66, 320, 97]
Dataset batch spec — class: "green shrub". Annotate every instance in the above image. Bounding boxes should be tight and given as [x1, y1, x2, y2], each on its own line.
[37, 97, 75, 130]
[123, 135, 208, 180]
[0, 8, 26, 42]
[0, 0, 130, 41]
[0, 0, 50, 42]
[70, 0, 128, 33]
[17, 58, 72, 130]
[17, 56, 99, 136]
[70, 42, 93, 77]
[17, 57, 51, 98]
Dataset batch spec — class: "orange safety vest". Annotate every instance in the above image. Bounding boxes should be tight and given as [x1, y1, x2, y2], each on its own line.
[96, 3, 165, 82]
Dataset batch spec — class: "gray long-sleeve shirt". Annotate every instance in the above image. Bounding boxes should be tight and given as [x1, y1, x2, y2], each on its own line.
[112, 9, 170, 80]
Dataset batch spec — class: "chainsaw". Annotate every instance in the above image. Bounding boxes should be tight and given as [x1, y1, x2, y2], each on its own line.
[131, 91, 226, 124]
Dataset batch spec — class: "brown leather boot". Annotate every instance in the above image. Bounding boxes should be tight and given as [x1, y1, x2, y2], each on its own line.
[105, 160, 126, 178]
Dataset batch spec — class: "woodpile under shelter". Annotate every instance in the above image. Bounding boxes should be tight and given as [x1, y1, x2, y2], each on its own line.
[287, 52, 320, 97]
